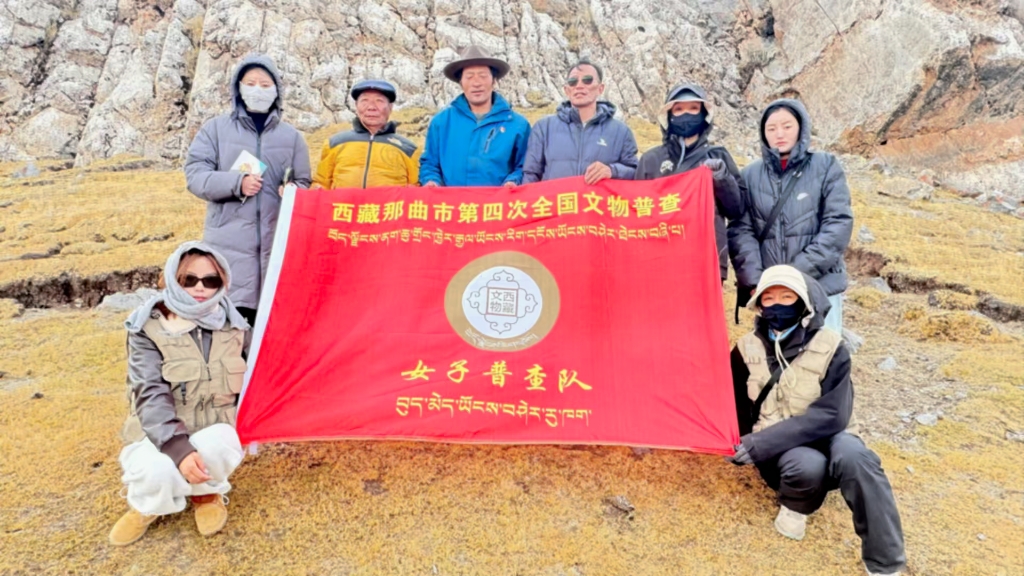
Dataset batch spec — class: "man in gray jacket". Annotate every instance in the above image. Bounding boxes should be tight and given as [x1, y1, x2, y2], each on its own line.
[184, 54, 312, 326]
[522, 60, 638, 184]
[728, 99, 852, 332]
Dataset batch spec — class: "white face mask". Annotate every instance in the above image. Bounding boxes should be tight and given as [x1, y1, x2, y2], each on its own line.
[239, 84, 278, 113]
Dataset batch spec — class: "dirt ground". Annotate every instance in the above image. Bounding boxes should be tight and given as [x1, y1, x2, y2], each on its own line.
[1, 126, 1023, 575]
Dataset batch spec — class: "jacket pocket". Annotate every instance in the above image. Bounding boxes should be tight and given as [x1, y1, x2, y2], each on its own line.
[206, 203, 223, 229]
[482, 128, 497, 154]
[221, 356, 248, 394]
[215, 201, 238, 228]
[161, 358, 204, 384]
[211, 393, 239, 427]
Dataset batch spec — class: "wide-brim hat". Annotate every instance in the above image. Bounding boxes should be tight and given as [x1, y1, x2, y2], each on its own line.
[443, 45, 510, 82]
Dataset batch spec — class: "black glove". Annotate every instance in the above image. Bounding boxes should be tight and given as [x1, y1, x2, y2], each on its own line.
[703, 158, 727, 180]
[726, 442, 753, 466]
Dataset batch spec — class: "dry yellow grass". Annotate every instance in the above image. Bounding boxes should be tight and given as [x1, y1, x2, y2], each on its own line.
[849, 176, 1024, 305]
[3, 117, 1024, 575]
[0, 159, 202, 285]
[0, 297, 22, 319]
[899, 309, 1011, 344]
[927, 290, 978, 312]
[847, 287, 886, 310]
[2, 296, 1023, 574]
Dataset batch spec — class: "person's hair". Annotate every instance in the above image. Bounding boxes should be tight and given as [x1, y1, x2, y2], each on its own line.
[454, 66, 498, 83]
[567, 59, 604, 82]
[238, 64, 274, 85]
[158, 249, 226, 291]
[761, 103, 802, 138]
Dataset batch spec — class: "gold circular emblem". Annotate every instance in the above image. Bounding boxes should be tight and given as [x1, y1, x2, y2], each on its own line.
[444, 251, 560, 352]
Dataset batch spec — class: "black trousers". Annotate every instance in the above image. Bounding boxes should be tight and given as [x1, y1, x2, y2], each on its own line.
[756, 433, 906, 574]
[237, 306, 258, 327]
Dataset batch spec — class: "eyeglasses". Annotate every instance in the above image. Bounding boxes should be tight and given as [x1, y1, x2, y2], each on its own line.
[566, 75, 596, 87]
[183, 274, 224, 290]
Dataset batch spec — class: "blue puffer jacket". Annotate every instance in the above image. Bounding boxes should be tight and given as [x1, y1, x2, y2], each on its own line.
[522, 101, 638, 183]
[419, 93, 531, 186]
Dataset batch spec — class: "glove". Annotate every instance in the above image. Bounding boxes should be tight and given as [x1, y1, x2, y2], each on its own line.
[725, 442, 753, 466]
[703, 158, 727, 180]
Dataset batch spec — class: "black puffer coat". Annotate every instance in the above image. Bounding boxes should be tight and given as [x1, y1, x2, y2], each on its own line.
[727, 99, 853, 297]
[635, 84, 745, 281]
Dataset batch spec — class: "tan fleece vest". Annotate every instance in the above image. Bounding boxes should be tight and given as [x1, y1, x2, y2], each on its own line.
[122, 315, 247, 443]
[738, 328, 858, 435]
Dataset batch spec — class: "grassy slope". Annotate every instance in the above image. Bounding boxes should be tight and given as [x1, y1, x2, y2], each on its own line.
[1, 118, 1022, 575]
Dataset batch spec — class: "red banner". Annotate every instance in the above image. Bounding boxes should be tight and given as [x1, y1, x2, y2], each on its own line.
[237, 169, 738, 454]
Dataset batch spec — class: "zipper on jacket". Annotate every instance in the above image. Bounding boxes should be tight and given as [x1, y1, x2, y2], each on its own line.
[676, 138, 687, 170]
[361, 134, 375, 188]
[774, 169, 803, 261]
[483, 128, 497, 154]
[255, 132, 263, 300]
[576, 122, 587, 175]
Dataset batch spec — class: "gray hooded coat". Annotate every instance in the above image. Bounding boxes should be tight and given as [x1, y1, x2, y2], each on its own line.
[521, 101, 638, 183]
[727, 99, 853, 297]
[184, 54, 312, 309]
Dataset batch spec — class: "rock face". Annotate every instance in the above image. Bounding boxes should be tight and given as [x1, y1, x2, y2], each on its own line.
[1, 0, 1023, 191]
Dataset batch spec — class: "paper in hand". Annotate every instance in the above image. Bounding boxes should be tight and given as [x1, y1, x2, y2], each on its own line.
[230, 150, 267, 176]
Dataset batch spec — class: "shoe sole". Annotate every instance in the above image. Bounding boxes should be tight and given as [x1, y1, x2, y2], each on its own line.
[774, 518, 805, 541]
[197, 512, 228, 537]
[109, 520, 155, 547]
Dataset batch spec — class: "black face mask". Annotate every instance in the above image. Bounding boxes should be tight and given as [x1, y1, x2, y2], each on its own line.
[761, 301, 806, 332]
[668, 111, 707, 138]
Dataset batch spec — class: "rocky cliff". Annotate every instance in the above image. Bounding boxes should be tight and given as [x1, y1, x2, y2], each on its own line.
[2, 0, 1023, 195]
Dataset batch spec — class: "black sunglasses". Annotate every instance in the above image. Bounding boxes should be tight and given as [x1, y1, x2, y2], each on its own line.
[566, 75, 596, 87]
[183, 274, 224, 290]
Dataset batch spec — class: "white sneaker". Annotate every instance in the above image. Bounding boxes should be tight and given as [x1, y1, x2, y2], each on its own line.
[774, 505, 807, 540]
[866, 567, 902, 576]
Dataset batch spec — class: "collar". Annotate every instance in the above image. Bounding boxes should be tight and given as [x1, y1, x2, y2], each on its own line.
[353, 118, 397, 135]
[157, 314, 198, 337]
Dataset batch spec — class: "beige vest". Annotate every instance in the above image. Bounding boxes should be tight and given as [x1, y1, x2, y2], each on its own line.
[738, 328, 858, 435]
[122, 314, 247, 443]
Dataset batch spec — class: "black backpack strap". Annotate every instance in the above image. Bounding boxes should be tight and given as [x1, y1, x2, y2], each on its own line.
[750, 366, 784, 425]
[753, 164, 806, 244]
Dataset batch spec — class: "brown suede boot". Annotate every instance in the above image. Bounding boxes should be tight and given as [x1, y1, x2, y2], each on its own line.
[109, 508, 157, 546]
[192, 494, 228, 536]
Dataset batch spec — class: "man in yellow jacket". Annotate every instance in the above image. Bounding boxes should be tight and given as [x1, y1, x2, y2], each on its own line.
[313, 80, 420, 189]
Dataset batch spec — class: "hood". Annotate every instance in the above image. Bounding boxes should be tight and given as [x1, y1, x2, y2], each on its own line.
[747, 264, 831, 333]
[657, 83, 715, 130]
[759, 98, 812, 172]
[556, 100, 617, 125]
[658, 83, 714, 147]
[230, 54, 284, 114]
[125, 241, 250, 334]
[451, 92, 512, 119]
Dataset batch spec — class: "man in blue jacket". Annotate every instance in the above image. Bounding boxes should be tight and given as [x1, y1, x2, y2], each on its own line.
[420, 46, 531, 188]
[522, 60, 638, 184]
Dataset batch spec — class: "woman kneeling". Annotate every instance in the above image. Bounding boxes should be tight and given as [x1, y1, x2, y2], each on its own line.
[109, 241, 250, 546]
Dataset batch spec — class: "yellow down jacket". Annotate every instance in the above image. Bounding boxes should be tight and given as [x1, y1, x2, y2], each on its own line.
[314, 120, 420, 189]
